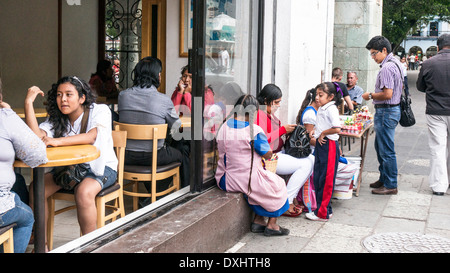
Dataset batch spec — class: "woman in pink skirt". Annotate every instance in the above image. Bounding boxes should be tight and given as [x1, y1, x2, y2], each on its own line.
[215, 95, 289, 236]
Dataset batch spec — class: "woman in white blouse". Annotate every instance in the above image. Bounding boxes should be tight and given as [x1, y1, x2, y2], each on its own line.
[24, 76, 118, 247]
[0, 78, 48, 253]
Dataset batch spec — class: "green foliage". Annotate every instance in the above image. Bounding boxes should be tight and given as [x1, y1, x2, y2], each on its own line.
[382, 0, 450, 49]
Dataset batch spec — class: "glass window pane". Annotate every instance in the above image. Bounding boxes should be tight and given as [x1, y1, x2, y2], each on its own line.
[203, 0, 255, 182]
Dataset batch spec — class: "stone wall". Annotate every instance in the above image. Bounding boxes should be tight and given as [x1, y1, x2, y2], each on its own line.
[333, 0, 383, 102]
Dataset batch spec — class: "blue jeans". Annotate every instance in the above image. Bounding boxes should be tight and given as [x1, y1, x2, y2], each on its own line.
[374, 106, 401, 189]
[0, 193, 34, 253]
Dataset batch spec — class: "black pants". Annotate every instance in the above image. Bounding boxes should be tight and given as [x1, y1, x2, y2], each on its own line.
[12, 173, 29, 205]
[125, 144, 190, 190]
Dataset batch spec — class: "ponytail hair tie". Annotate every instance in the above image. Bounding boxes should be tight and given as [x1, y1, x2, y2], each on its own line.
[333, 82, 344, 97]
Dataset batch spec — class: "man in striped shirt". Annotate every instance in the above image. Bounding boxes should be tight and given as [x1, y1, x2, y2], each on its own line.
[362, 36, 404, 195]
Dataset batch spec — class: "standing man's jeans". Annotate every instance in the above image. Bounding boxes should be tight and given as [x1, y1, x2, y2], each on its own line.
[426, 115, 450, 193]
[374, 106, 401, 189]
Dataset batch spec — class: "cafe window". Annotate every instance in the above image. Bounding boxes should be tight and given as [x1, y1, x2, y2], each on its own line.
[199, 0, 261, 186]
[98, 0, 262, 192]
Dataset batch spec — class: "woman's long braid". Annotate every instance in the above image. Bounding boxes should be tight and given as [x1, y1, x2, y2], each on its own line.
[247, 108, 255, 196]
[216, 94, 258, 197]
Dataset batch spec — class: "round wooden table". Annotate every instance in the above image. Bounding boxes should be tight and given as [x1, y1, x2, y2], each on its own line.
[14, 145, 100, 253]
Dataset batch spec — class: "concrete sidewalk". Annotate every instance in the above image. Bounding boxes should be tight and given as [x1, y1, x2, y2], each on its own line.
[230, 70, 450, 253]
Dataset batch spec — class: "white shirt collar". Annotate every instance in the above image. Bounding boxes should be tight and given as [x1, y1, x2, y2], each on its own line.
[68, 112, 85, 135]
[321, 101, 336, 110]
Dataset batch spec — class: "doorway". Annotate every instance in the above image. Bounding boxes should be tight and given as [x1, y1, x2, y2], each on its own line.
[100, 0, 166, 93]
[142, 0, 167, 93]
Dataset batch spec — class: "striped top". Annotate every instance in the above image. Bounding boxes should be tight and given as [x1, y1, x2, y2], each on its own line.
[374, 53, 404, 105]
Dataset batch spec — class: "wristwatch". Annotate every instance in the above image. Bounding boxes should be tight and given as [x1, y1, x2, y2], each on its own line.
[369, 93, 373, 100]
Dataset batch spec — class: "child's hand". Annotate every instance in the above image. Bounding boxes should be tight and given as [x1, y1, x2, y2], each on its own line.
[317, 133, 326, 145]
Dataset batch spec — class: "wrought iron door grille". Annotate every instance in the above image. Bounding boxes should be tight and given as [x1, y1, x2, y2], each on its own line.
[105, 0, 142, 90]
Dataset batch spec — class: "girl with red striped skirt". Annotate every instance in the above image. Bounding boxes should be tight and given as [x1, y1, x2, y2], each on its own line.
[307, 82, 342, 221]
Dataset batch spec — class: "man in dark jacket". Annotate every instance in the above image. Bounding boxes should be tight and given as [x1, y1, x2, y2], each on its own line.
[417, 34, 450, 196]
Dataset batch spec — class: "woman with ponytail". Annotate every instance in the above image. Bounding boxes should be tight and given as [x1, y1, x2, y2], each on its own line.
[215, 95, 289, 237]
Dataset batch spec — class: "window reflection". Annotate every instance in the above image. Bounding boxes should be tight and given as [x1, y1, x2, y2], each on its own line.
[203, 0, 254, 182]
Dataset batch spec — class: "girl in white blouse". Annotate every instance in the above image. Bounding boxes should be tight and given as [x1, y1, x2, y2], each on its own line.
[24, 76, 118, 247]
[0, 78, 47, 252]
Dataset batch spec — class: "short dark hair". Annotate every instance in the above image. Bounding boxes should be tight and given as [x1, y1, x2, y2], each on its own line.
[132, 56, 162, 88]
[257, 84, 282, 106]
[366, 36, 392, 54]
[332, 67, 343, 79]
[437, 34, 450, 50]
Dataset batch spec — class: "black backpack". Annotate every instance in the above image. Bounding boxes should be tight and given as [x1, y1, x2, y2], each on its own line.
[284, 125, 312, 158]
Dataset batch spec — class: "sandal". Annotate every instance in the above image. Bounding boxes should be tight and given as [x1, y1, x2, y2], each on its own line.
[264, 226, 290, 237]
[282, 206, 302, 217]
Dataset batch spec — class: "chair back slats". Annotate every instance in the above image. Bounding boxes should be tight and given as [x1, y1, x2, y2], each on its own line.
[112, 121, 180, 209]
[112, 130, 127, 187]
[113, 122, 168, 141]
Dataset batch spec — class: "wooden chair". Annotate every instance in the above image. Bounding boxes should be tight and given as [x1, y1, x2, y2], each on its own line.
[113, 122, 181, 211]
[47, 130, 127, 250]
[0, 223, 16, 253]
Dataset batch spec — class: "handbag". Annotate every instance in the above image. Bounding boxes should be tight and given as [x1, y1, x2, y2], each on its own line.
[399, 91, 416, 127]
[53, 107, 91, 191]
[389, 60, 416, 127]
[284, 125, 312, 158]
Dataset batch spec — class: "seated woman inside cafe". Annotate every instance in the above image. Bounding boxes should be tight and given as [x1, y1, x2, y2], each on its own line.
[0, 77, 48, 253]
[89, 59, 119, 100]
[118, 57, 189, 194]
[171, 64, 215, 115]
[24, 76, 118, 249]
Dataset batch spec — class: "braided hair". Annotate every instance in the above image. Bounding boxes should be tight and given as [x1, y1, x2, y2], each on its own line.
[234, 95, 259, 196]
[46, 76, 96, 138]
[218, 94, 260, 196]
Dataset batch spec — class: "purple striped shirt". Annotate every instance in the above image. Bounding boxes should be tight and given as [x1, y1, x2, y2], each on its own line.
[373, 53, 403, 105]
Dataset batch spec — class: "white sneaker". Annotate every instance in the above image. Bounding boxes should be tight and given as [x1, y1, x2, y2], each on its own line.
[305, 212, 328, 222]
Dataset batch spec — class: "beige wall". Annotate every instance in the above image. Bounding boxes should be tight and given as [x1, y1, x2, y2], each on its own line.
[333, 0, 383, 102]
[0, 0, 58, 108]
[165, 0, 190, 97]
[0, 0, 98, 108]
[0, 0, 98, 109]
[61, 1, 99, 81]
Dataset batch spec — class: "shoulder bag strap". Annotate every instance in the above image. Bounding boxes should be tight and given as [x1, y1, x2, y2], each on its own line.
[80, 107, 90, 134]
[387, 60, 408, 97]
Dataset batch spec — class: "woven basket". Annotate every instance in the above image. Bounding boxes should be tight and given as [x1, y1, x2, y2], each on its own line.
[262, 155, 278, 173]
